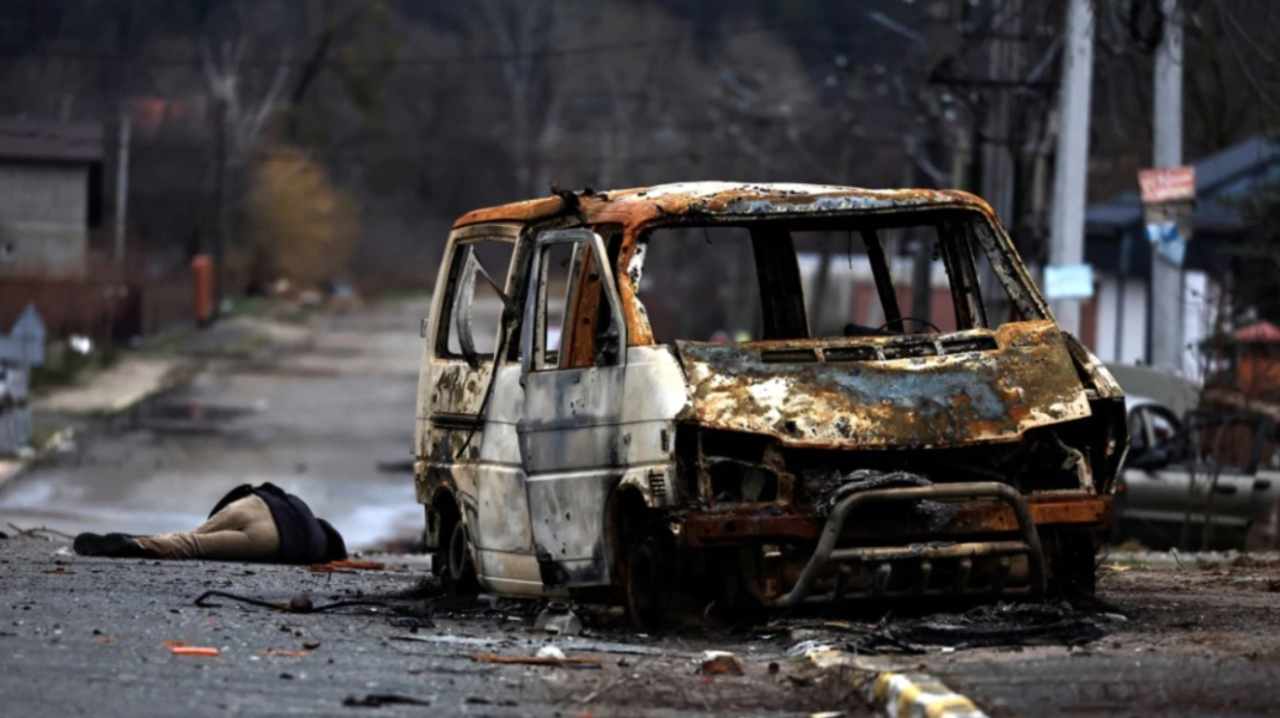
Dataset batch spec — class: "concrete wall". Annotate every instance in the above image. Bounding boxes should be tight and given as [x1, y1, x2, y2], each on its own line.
[1091, 272, 1150, 366]
[0, 162, 90, 277]
[1089, 270, 1218, 380]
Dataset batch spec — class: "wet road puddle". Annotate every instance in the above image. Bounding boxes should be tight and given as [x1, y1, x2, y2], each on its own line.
[130, 399, 264, 435]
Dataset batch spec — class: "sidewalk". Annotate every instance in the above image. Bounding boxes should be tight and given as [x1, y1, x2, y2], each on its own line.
[0, 318, 262, 488]
[0, 358, 193, 489]
[32, 356, 193, 416]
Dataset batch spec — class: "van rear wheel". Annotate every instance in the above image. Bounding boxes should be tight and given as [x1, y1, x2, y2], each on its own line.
[446, 521, 479, 595]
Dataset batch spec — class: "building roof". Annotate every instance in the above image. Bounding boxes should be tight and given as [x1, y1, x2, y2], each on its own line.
[1086, 136, 1280, 236]
[1085, 136, 1280, 277]
[453, 182, 994, 229]
[0, 119, 104, 163]
[1234, 320, 1280, 344]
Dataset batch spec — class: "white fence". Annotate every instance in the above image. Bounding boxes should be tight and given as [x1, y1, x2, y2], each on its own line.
[0, 305, 44, 455]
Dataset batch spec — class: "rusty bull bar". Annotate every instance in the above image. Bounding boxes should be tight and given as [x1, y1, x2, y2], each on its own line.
[774, 482, 1047, 606]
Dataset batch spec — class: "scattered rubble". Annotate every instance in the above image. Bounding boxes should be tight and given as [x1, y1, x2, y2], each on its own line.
[534, 602, 583, 636]
[697, 650, 744, 676]
[342, 694, 431, 708]
[472, 651, 601, 669]
[170, 646, 219, 657]
[798, 602, 1114, 655]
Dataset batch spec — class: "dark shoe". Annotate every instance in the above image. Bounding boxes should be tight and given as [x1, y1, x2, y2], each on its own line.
[73, 533, 153, 558]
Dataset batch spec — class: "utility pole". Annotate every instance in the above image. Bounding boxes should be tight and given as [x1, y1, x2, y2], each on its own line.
[212, 98, 228, 320]
[910, 149, 932, 327]
[981, 0, 1020, 227]
[979, 0, 1023, 323]
[1150, 0, 1184, 372]
[114, 113, 130, 268]
[1047, 0, 1094, 336]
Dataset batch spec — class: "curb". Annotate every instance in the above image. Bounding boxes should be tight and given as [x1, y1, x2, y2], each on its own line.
[95, 360, 203, 418]
[802, 645, 987, 718]
[3, 359, 202, 488]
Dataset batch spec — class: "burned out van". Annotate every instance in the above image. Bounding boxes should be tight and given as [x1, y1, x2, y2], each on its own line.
[414, 183, 1126, 626]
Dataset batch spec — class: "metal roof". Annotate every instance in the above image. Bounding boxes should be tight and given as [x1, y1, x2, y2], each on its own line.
[1086, 136, 1280, 236]
[453, 182, 994, 229]
[0, 119, 104, 163]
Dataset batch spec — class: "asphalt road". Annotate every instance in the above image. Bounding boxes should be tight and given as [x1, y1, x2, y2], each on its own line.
[4, 537, 1280, 717]
[927, 554, 1280, 716]
[0, 537, 863, 718]
[5, 300, 1280, 716]
[0, 301, 432, 549]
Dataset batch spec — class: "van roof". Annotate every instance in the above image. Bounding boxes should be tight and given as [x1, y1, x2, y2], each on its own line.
[453, 181, 994, 229]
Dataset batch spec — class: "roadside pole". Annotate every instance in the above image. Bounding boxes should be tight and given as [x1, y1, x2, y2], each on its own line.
[1149, 0, 1186, 373]
[1046, 0, 1094, 335]
[114, 113, 130, 267]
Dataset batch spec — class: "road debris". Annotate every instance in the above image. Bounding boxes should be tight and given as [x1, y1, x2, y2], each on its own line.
[192, 590, 386, 614]
[342, 694, 431, 708]
[698, 650, 745, 676]
[534, 602, 584, 636]
[472, 652, 602, 669]
[170, 646, 219, 657]
[387, 616, 435, 629]
[310, 559, 390, 574]
[821, 602, 1112, 654]
[257, 649, 309, 657]
[7, 524, 74, 541]
[536, 645, 567, 659]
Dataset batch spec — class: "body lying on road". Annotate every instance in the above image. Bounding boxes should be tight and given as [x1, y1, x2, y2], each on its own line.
[73, 482, 347, 564]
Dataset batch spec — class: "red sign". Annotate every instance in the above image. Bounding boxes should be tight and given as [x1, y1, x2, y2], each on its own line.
[1139, 166, 1195, 204]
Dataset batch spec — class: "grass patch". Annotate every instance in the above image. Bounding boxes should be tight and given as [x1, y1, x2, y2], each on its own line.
[29, 343, 122, 395]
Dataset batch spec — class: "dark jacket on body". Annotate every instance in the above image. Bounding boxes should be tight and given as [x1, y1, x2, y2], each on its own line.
[209, 483, 347, 564]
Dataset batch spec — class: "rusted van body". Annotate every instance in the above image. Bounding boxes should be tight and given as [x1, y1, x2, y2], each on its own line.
[415, 183, 1126, 624]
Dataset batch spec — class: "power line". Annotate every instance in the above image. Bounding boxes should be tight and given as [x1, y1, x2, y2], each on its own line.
[0, 24, 790, 71]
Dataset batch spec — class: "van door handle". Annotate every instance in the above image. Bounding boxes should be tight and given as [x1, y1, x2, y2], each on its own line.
[1214, 485, 1238, 495]
[1253, 480, 1272, 491]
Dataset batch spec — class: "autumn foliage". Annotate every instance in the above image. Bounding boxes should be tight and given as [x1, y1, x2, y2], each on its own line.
[247, 144, 359, 292]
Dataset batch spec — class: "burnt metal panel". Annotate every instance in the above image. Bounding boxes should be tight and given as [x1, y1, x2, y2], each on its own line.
[674, 320, 1091, 449]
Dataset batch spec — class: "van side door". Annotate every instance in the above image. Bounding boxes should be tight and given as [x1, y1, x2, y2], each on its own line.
[517, 228, 628, 588]
[419, 224, 537, 588]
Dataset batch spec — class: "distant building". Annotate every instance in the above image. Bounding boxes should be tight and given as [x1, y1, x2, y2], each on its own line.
[1084, 136, 1280, 377]
[0, 119, 105, 277]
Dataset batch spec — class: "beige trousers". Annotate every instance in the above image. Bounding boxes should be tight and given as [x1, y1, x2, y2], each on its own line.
[135, 495, 281, 561]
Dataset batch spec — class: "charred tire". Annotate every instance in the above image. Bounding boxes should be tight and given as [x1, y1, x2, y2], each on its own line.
[446, 519, 479, 596]
[624, 533, 672, 631]
[1047, 531, 1097, 600]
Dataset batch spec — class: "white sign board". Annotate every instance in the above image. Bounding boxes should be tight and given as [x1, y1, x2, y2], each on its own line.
[1145, 220, 1187, 266]
[1043, 263, 1095, 301]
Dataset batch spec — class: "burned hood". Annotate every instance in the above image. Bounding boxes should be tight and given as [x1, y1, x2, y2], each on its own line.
[674, 320, 1091, 449]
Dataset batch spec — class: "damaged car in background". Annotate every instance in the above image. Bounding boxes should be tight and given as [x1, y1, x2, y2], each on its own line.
[1118, 396, 1280, 550]
[413, 182, 1127, 627]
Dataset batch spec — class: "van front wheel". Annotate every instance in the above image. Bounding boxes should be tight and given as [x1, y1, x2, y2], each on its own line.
[624, 533, 671, 631]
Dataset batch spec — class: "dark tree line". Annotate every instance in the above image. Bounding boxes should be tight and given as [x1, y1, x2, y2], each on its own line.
[0, 0, 1273, 300]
